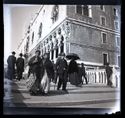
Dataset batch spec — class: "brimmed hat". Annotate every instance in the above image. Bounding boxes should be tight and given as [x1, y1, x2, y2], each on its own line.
[12, 51, 16, 55]
[19, 53, 23, 56]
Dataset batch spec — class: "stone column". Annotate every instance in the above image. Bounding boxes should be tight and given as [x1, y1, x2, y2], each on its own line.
[54, 49, 56, 61]
[58, 45, 61, 54]
[64, 41, 67, 55]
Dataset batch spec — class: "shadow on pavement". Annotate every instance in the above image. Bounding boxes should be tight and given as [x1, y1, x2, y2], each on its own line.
[4, 79, 28, 108]
[11, 82, 29, 107]
[29, 90, 68, 97]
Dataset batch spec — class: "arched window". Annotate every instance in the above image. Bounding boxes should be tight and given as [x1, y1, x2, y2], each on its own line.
[58, 27, 61, 34]
[53, 32, 56, 38]
[56, 48, 58, 58]
[60, 36, 64, 53]
[51, 5, 59, 23]
[46, 38, 48, 43]
[51, 50, 54, 60]
[26, 36, 29, 53]
[38, 23, 42, 38]
[32, 32, 34, 44]
[49, 35, 52, 41]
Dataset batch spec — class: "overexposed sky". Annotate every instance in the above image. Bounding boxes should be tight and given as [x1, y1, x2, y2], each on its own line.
[4, 4, 41, 64]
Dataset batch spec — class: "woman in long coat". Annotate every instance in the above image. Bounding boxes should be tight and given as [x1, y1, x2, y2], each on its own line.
[68, 58, 81, 86]
[27, 50, 44, 95]
[40, 53, 54, 94]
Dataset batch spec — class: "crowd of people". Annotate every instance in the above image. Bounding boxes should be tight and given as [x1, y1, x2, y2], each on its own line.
[6, 50, 113, 96]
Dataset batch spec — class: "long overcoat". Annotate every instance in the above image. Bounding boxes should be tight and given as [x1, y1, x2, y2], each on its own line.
[16, 57, 24, 72]
[7, 55, 16, 79]
[43, 58, 54, 80]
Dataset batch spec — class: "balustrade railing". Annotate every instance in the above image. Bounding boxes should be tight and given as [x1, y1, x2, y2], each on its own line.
[86, 66, 120, 87]
[86, 69, 107, 84]
[23, 63, 120, 88]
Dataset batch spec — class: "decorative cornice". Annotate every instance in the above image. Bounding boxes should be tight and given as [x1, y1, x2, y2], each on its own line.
[67, 17, 120, 35]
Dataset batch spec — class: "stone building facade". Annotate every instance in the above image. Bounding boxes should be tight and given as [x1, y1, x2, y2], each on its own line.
[17, 5, 120, 68]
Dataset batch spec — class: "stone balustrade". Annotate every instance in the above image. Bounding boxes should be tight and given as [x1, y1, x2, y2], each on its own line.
[22, 63, 120, 88]
[86, 66, 120, 88]
[86, 69, 107, 84]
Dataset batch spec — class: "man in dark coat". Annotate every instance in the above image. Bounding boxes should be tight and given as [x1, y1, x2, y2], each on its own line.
[53, 54, 61, 83]
[79, 63, 88, 84]
[16, 53, 24, 81]
[28, 50, 43, 95]
[105, 62, 113, 87]
[7, 51, 16, 80]
[55, 53, 68, 92]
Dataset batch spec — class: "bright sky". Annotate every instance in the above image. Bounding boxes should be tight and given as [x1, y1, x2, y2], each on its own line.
[4, 4, 41, 64]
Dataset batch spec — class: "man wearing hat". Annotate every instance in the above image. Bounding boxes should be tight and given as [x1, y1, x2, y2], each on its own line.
[55, 52, 68, 92]
[53, 53, 61, 83]
[16, 53, 24, 81]
[7, 51, 16, 80]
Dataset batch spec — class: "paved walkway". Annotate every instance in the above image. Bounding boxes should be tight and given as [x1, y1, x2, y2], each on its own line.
[4, 78, 120, 110]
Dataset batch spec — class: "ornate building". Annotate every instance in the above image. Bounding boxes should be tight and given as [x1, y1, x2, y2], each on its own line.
[17, 5, 120, 69]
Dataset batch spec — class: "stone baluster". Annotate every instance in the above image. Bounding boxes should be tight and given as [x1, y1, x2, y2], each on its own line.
[96, 67, 99, 83]
[112, 65, 117, 87]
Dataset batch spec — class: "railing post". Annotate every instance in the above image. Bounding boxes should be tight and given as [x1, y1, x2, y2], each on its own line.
[95, 72, 96, 83]
[96, 67, 99, 83]
[112, 65, 116, 87]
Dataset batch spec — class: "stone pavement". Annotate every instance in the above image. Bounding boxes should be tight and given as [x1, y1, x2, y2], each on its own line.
[4, 78, 120, 110]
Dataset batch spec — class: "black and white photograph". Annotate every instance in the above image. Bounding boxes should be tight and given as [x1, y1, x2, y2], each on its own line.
[3, 4, 121, 115]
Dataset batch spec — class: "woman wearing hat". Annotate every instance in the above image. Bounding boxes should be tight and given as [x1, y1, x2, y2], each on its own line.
[68, 57, 81, 86]
[27, 50, 43, 95]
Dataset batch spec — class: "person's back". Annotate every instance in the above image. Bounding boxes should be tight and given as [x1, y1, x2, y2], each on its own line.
[7, 55, 16, 69]
[81, 66, 86, 75]
[105, 63, 113, 87]
[106, 65, 112, 78]
[16, 57, 24, 70]
[68, 59, 78, 74]
[7, 51, 16, 80]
